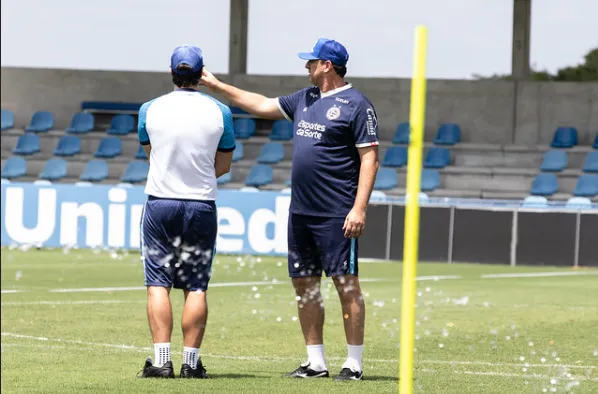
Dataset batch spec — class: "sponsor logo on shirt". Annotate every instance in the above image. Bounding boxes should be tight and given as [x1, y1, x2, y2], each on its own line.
[366, 108, 378, 136]
[296, 120, 325, 139]
[326, 106, 341, 120]
[335, 97, 349, 104]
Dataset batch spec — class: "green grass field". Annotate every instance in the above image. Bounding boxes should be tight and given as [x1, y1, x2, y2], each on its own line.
[1, 247, 597, 393]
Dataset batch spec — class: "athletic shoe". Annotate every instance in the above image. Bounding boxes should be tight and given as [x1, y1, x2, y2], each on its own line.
[180, 359, 208, 379]
[334, 367, 364, 381]
[136, 357, 175, 378]
[283, 362, 329, 378]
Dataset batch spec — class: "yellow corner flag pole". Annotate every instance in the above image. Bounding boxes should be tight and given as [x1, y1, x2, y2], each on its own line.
[399, 25, 428, 394]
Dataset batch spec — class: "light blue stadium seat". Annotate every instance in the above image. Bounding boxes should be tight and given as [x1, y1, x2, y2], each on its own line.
[217, 171, 232, 185]
[424, 147, 451, 169]
[582, 151, 598, 173]
[25, 111, 54, 133]
[392, 122, 410, 144]
[593, 133, 598, 149]
[135, 145, 148, 160]
[244, 164, 273, 187]
[39, 158, 68, 181]
[79, 160, 109, 182]
[234, 118, 256, 139]
[1, 156, 27, 179]
[433, 123, 461, 145]
[370, 190, 387, 202]
[66, 112, 94, 134]
[120, 160, 149, 183]
[522, 195, 548, 208]
[374, 168, 398, 190]
[94, 137, 122, 158]
[382, 146, 407, 167]
[566, 196, 592, 208]
[107, 114, 135, 135]
[530, 173, 558, 196]
[269, 120, 293, 141]
[12, 134, 40, 155]
[1, 109, 15, 131]
[421, 169, 440, 191]
[573, 174, 598, 197]
[53, 135, 81, 157]
[540, 150, 568, 172]
[257, 142, 285, 164]
[232, 142, 244, 162]
[550, 126, 578, 148]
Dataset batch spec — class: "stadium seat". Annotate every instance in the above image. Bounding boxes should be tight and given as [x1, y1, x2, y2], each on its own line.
[433, 123, 461, 145]
[66, 112, 94, 134]
[107, 114, 135, 135]
[94, 137, 122, 158]
[79, 160, 109, 182]
[1, 156, 27, 179]
[566, 196, 592, 208]
[53, 135, 81, 157]
[550, 126, 578, 148]
[135, 145, 148, 160]
[424, 147, 451, 169]
[217, 171, 232, 185]
[269, 120, 293, 140]
[522, 195, 548, 207]
[421, 169, 441, 191]
[25, 111, 54, 133]
[234, 118, 256, 139]
[370, 190, 387, 202]
[285, 177, 292, 187]
[530, 173, 558, 196]
[232, 142, 244, 162]
[257, 142, 285, 164]
[12, 134, 40, 155]
[593, 133, 598, 149]
[382, 146, 407, 167]
[573, 174, 598, 197]
[540, 150, 568, 172]
[582, 151, 598, 173]
[39, 158, 68, 181]
[392, 122, 410, 144]
[1, 109, 15, 131]
[244, 164, 273, 187]
[281, 187, 292, 194]
[373, 168, 398, 190]
[120, 160, 149, 183]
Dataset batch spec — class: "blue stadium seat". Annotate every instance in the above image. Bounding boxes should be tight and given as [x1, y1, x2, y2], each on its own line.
[234, 118, 256, 139]
[39, 158, 68, 181]
[12, 134, 40, 155]
[1, 156, 27, 179]
[25, 111, 54, 133]
[582, 151, 598, 173]
[392, 122, 410, 144]
[593, 133, 598, 149]
[269, 120, 294, 141]
[421, 169, 440, 191]
[374, 168, 398, 190]
[1, 109, 15, 131]
[217, 171, 232, 185]
[135, 145, 148, 160]
[522, 195, 548, 208]
[244, 164, 273, 187]
[382, 146, 407, 167]
[66, 112, 94, 134]
[232, 142, 244, 162]
[573, 174, 598, 197]
[550, 126, 578, 148]
[566, 196, 592, 208]
[433, 123, 461, 145]
[53, 135, 81, 157]
[257, 142, 285, 164]
[424, 147, 451, 169]
[107, 114, 135, 135]
[120, 160, 149, 183]
[80, 160, 109, 182]
[540, 150, 568, 172]
[94, 137, 122, 158]
[530, 173, 558, 196]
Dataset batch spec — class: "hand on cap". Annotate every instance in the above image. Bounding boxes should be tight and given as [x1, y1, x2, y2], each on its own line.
[199, 68, 219, 91]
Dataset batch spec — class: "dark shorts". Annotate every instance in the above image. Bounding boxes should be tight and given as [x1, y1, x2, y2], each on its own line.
[140, 196, 217, 291]
[287, 213, 358, 278]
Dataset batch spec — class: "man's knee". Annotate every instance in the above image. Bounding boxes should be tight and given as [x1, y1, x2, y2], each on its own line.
[292, 277, 322, 302]
[332, 275, 362, 300]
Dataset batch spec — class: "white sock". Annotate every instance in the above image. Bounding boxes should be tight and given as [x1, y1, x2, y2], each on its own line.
[153, 342, 171, 367]
[342, 344, 363, 372]
[183, 347, 199, 369]
[306, 344, 326, 371]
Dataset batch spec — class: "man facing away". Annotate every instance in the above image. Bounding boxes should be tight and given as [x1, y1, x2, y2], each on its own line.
[200, 38, 379, 381]
[137, 45, 236, 379]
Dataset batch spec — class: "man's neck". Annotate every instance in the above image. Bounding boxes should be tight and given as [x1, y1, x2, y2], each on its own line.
[319, 77, 346, 93]
[174, 85, 200, 91]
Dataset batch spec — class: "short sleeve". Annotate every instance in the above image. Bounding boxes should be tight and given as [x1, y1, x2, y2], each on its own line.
[217, 104, 236, 152]
[277, 88, 307, 122]
[352, 100, 380, 148]
[137, 101, 152, 145]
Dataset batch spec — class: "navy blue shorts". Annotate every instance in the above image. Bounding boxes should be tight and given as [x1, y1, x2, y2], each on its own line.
[140, 196, 217, 291]
[287, 213, 358, 278]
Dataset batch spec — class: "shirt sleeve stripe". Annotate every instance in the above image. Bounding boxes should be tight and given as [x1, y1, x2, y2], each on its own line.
[356, 141, 379, 148]
[276, 98, 293, 122]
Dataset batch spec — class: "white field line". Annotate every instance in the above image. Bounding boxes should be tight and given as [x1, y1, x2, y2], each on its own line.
[1, 300, 147, 306]
[481, 271, 598, 279]
[1, 290, 25, 294]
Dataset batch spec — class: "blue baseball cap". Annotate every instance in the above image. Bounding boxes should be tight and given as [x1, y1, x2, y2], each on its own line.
[298, 38, 349, 66]
[170, 45, 204, 74]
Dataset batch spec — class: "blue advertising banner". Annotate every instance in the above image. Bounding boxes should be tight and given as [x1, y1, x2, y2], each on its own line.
[1, 183, 291, 256]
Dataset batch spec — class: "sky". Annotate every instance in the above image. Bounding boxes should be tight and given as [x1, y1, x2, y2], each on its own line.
[1, 0, 596, 79]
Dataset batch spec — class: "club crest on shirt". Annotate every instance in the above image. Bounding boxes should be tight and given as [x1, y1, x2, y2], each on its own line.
[326, 106, 341, 120]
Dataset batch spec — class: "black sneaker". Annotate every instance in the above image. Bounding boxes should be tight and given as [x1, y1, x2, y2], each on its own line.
[334, 368, 364, 381]
[283, 362, 329, 378]
[180, 359, 208, 379]
[136, 357, 175, 378]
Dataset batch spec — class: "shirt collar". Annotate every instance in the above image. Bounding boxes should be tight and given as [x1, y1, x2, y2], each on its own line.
[320, 83, 353, 98]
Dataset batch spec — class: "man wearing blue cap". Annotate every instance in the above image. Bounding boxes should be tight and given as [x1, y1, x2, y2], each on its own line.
[136, 45, 236, 379]
[202, 37, 379, 381]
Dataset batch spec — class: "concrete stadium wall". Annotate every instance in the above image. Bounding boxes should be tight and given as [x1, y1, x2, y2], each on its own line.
[2, 67, 597, 145]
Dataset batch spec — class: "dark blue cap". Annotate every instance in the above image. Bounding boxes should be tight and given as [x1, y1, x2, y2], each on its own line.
[298, 38, 349, 66]
[170, 45, 204, 75]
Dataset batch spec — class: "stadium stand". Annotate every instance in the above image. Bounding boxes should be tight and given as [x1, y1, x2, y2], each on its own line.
[53, 135, 82, 157]
[421, 169, 440, 191]
[134, 145, 148, 160]
[530, 173, 559, 196]
[593, 133, 598, 149]
[1, 109, 15, 131]
[382, 146, 408, 167]
[1, 156, 27, 179]
[550, 126, 578, 148]
[234, 118, 256, 139]
[232, 142, 244, 162]
[106, 114, 135, 135]
[120, 160, 149, 183]
[374, 168, 398, 190]
[539, 150, 568, 172]
[94, 137, 122, 158]
[80, 160, 109, 182]
[12, 134, 40, 155]
[217, 171, 232, 185]
[573, 174, 598, 197]
[66, 112, 95, 134]
[39, 158, 68, 181]
[256, 142, 285, 164]
[392, 122, 410, 144]
[433, 123, 461, 145]
[25, 111, 54, 133]
[268, 120, 293, 141]
[582, 151, 598, 172]
[245, 164, 273, 187]
[424, 147, 451, 169]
